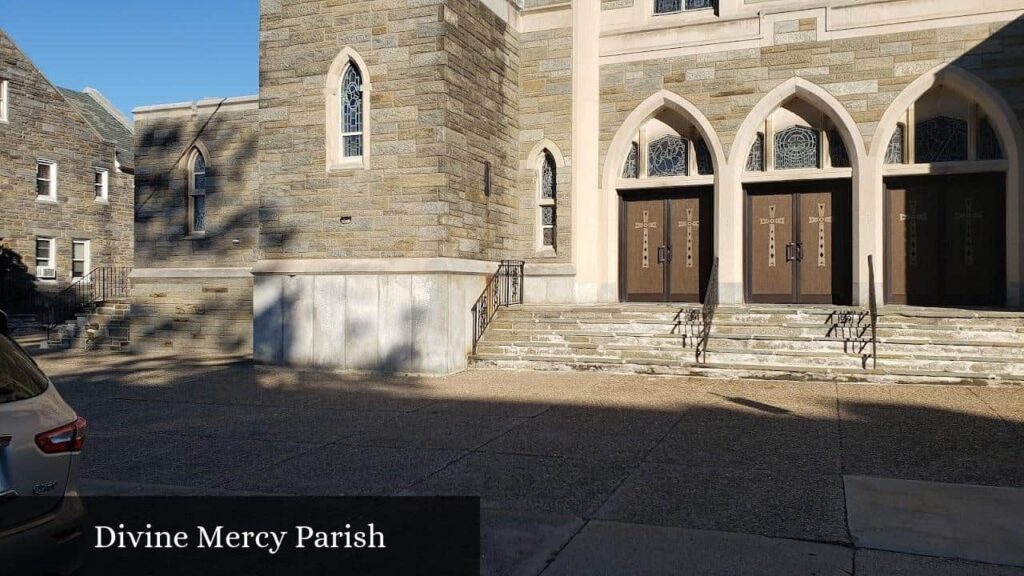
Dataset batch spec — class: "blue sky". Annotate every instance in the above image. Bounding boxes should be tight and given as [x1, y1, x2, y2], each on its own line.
[2, 0, 258, 117]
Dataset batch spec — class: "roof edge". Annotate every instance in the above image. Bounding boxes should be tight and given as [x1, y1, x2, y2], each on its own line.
[82, 87, 134, 133]
[133, 95, 259, 118]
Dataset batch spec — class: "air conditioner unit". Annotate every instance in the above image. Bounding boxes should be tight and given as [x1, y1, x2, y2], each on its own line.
[37, 267, 56, 280]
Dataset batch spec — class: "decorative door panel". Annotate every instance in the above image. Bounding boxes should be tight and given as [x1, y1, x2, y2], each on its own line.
[624, 200, 667, 301]
[797, 192, 836, 304]
[886, 186, 942, 305]
[668, 197, 708, 302]
[943, 176, 1005, 306]
[749, 193, 795, 302]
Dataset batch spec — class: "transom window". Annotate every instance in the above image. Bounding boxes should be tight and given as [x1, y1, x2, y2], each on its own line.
[188, 149, 207, 235]
[538, 151, 557, 251]
[620, 110, 715, 181]
[654, 0, 715, 15]
[744, 98, 850, 173]
[341, 64, 363, 158]
[36, 160, 57, 199]
[884, 86, 1005, 166]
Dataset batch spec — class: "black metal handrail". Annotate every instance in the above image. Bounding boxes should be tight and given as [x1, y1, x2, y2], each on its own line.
[45, 266, 131, 329]
[471, 260, 524, 354]
[695, 257, 719, 364]
[866, 254, 878, 369]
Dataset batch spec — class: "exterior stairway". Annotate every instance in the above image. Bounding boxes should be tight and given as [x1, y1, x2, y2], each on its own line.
[47, 298, 131, 352]
[470, 304, 1024, 384]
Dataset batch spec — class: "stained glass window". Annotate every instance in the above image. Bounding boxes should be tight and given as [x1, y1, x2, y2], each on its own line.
[541, 207, 556, 248]
[622, 142, 639, 179]
[696, 139, 714, 175]
[977, 117, 1004, 160]
[774, 125, 820, 170]
[915, 116, 967, 163]
[828, 130, 849, 168]
[541, 153, 556, 199]
[746, 133, 764, 172]
[885, 123, 905, 165]
[654, 0, 713, 13]
[686, 0, 714, 8]
[648, 135, 688, 177]
[341, 64, 363, 157]
[189, 150, 207, 234]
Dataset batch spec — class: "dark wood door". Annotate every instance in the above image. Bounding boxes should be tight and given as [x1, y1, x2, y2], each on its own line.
[623, 199, 667, 301]
[747, 182, 851, 304]
[748, 193, 795, 303]
[887, 174, 1005, 306]
[621, 190, 713, 302]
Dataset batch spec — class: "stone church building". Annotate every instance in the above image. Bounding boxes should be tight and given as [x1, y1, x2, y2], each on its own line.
[132, 0, 1024, 376]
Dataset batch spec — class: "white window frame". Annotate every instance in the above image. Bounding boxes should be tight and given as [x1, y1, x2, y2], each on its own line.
[35, 237, 56, 281]
[187, 148, 207, 236]
[36, 160, 57, 201]
[71, 240, 91, 281]
[0, 80, 8, 123]
[326, 48, 371, 172]
[94, 168, 109, 201]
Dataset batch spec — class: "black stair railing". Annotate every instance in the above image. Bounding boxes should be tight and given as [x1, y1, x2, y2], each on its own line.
[864, 254, 878, 369]
[695, 257, 719, 364]
[45, 267, 131, 329]
[472, 260, 524, 354]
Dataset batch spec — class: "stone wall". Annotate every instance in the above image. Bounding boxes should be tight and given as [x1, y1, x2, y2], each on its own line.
[598, 19, 1024, 176]
[0, 30, 133, 304]
[131, 100, 259, 355]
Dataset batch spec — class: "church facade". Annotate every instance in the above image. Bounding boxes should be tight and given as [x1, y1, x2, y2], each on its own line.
[132, 0, 1024, 373]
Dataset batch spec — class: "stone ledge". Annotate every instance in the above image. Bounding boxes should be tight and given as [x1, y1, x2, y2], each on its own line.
[251, 257, 499, 276]
[130, 267, 253, 279]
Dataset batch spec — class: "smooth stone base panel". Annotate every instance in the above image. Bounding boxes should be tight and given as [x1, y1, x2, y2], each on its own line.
[845, 475, 1024, 567]
[253, 270, 488, 375]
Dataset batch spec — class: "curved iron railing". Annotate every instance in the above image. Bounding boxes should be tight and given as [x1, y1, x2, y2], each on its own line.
[695, 257, 719, 364]
[472, 260, 524, 354]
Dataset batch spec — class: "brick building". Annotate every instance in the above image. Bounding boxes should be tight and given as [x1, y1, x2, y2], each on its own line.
[0, 29, 134, 315]
[133, 0, 1024, 377]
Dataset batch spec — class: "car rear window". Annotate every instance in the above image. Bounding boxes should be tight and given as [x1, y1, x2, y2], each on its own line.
[0, 334, 49, 404]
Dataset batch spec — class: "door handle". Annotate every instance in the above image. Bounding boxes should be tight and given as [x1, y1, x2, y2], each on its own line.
[657, 246, 668, 264]
[795, 243, 804, 262]
[785, 243, 796, 262]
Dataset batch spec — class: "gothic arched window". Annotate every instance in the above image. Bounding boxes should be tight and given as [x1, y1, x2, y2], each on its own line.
[622, 142, 639, 179]
[648, 135, 688, 177]
[746, 132, 765, 172]
[774, 125, 820, 170]
[341, 64, 363, 158]
[539, 151, 557, 250]
[914, 116, 968, 163]
[188, 149, 207, 234]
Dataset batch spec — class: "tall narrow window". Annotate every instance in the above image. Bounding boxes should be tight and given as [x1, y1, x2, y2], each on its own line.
[72, 240, 90, 279]
[696, 139, 714, 175]
[977, 117, 1004, 161]
[94, 168, 109, 200]
[36, 161, 57, 199]
[885, 123, 905, 165]
[0, 80, 8, 122]
[35, 237, 55, 280]
[827, 130, 849, 168]
[539, 151, 557, 251]
[188, 150, 207, 234]
[622, 141, 639, 179]
[341, 65, 363, 158]
[746, 133, 765, 172]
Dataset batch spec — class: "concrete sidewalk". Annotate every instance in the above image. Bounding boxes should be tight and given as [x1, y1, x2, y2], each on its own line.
[32, 350, 1024, 575]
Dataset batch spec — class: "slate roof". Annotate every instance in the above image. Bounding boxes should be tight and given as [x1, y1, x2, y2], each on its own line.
[58, 87, 134, 170]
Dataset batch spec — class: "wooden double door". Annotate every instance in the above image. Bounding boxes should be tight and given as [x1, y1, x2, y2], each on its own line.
[746, 181, 852, 304]
[886, 174, 1005, 306]
[621, 189, 713, 302]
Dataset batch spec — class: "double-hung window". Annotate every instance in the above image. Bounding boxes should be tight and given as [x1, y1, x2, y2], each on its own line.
[72, 240, 90, 279]
[36, 160, 57, 200]
[35, 237, 56, 280]
[94, 169, 109, 200]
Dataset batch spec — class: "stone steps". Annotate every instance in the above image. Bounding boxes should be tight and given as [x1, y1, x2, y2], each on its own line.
[46, 302, 131, 352]
[470, 304, 1024, 384]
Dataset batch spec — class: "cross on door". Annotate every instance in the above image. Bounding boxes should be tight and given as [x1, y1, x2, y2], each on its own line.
[954, 198, 984, 266]
[635, 209, 658, 269]
[678, 208, 699, 269]
[807, 203, 833, 268]
[759, 205, 785, 267]
[899, 200, 928, 267]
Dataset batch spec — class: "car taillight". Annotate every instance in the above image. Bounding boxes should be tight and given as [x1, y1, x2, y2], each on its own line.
[35, 417, 87, 454]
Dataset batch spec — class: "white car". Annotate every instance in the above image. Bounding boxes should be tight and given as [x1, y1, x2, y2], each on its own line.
[0, 310, 86, 576]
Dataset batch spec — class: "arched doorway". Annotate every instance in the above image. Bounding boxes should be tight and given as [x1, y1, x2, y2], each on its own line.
[739, 97, 857, 304]
[615, 108, 717, 302]
[877, 79, 1015, 307]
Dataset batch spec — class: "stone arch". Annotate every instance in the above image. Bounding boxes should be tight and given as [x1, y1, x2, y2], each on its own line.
[325, 47, 371, 171]
[525, 138, 566, 170]
[871, 64, 1023, 306]
[601, 89, 725, 191]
